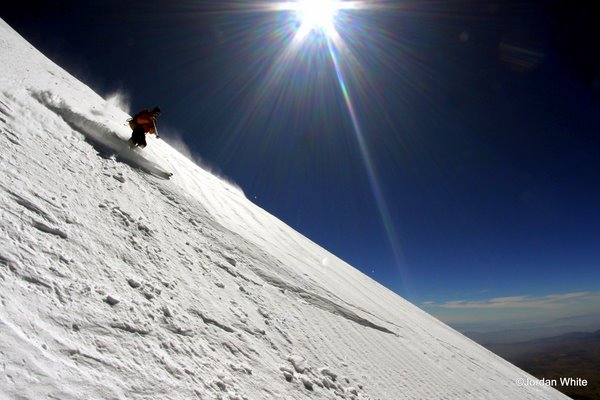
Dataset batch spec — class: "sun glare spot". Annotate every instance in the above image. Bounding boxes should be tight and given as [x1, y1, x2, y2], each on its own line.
[297, 0, 338, 28]
[296, 0, 341, 36]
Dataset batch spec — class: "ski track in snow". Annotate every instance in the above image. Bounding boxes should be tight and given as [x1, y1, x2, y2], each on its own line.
[0, 18, 569, 400]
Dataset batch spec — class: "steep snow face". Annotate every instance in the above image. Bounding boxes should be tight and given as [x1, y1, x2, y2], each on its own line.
[0, 19, 567, 400]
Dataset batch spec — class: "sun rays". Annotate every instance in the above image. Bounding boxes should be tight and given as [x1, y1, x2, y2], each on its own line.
[194, 0, 409, 294]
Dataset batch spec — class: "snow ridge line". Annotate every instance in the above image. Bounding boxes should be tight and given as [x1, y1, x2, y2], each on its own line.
[250, 267, 396, 335]
[32, 221, 69, 239]
[7, 190, 57, 223]
[190, 309, 235, 333]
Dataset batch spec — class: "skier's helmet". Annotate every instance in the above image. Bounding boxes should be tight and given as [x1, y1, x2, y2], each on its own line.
[152, 106, 161, 116]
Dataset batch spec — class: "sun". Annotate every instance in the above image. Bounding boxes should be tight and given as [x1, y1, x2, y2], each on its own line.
[297, 0, 339, 30]
[294, 0, 343, 36]
[275, 0, 354, 39]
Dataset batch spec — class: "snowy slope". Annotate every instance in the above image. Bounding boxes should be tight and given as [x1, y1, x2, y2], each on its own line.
[0, 19, 568, 400]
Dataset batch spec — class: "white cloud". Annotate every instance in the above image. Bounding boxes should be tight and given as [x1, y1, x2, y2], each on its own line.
[425, 291, 598, 309]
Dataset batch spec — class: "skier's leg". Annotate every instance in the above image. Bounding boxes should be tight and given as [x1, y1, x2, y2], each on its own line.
[131, 126, 145, 146]
[129, 127, 138, 147]
[139, 134, 147, 148]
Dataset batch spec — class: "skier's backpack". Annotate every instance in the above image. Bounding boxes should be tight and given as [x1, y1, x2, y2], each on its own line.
[128, 110, 149, 130]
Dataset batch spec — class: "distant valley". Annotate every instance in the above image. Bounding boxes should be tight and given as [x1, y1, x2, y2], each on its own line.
[484, 330, 600, 400]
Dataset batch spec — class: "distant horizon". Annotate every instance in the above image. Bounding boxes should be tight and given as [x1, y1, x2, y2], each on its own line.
[451, 312, 600, 344]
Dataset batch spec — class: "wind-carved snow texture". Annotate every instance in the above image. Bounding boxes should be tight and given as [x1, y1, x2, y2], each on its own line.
[249, 267, 396, 335]
[0, 18, 569, 400]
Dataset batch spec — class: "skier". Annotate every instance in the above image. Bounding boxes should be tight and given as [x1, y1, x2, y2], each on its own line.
[128, 107, 161, 148]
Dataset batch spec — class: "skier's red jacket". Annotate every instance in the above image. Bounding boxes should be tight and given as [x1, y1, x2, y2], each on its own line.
[130, 109, 159, 134]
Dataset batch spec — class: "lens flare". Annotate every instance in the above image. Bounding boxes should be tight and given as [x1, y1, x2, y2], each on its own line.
[276, 0, 363, 38]
[296, 0, 340, 35]
[188, 0, 411, 295]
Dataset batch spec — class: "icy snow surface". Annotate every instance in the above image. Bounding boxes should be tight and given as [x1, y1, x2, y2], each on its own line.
[0, 19, 568, 400]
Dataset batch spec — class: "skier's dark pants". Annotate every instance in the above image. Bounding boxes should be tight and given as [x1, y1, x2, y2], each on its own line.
[130, 126, 146, 147]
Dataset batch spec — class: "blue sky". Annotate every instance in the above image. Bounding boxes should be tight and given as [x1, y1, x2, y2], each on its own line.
[3, 0, 599, 338]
